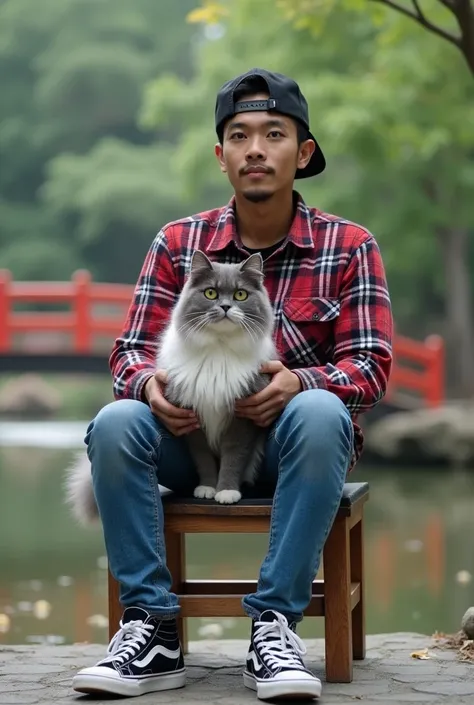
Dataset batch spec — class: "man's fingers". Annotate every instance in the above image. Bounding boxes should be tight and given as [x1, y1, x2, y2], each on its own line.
[259, 360, 284, 375]
[236, 385, 276, 409]
[255, 412, 279, 428]
[173, 424, 200, 437]
[236, 398, 282, 419]
[152, 395, 196, 420]
[154, 369, 168, 384]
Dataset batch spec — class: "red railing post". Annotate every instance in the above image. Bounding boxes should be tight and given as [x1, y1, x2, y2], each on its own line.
[73, 270, 92, 353]
[425, 334, 445, 407]
[0, 269, 11, 352]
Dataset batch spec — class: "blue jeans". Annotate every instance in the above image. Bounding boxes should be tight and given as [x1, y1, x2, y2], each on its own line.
[85, 389, 354, 624]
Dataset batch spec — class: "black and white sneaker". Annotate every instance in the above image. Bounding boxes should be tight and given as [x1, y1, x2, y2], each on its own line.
[72, 606, 186, 697]
[243, 610, 321, 701]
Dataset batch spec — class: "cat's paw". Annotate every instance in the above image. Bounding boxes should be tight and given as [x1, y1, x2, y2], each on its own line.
[214, 489, 242, 504]
[194, 485, 216, 500]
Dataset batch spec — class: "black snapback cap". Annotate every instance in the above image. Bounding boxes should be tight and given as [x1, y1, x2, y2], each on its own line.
[215, 68, 326, 179]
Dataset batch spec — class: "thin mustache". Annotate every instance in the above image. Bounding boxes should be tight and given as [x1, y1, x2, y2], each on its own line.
[239, 165, 274, 176]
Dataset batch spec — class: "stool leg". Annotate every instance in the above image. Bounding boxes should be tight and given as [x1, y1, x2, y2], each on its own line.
[351, 516, 366, 660]
[323, 517, 353, 682]
[165, 529, 188, 653]
[108, 569, 122, 641]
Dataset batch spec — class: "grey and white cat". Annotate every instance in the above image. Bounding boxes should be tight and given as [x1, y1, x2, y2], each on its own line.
[65, 250, 276, 523]
[159, 249, 276, 504]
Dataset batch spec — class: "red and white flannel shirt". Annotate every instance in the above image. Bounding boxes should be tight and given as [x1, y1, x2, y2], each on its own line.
[110, 192, 393, 466]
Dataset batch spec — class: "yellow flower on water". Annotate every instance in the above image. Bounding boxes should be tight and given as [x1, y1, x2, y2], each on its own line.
[33, 600, 51, 620]
[0, 614, 11, 633]
[186, 1, 228, 25]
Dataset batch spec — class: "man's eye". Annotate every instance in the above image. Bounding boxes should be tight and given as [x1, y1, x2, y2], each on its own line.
[268, 131, 283, 138]
[230, 132, 245, 140]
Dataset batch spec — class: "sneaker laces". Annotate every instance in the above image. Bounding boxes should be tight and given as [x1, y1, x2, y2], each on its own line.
[101, 619, 154, 665]
[254, 612, 306, 670]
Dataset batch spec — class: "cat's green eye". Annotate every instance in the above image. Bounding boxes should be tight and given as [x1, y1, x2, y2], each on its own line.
[204, 288, 218, 300]
[234, 289, 248, 301]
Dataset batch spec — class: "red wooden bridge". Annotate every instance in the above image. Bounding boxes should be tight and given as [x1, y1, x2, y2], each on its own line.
[0, 269, 445, 408]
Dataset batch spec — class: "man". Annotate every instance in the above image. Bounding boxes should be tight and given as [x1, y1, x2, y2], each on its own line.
[73, 68, 393, 701]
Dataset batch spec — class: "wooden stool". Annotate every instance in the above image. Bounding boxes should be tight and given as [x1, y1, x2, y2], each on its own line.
[108, 482, 368, 683]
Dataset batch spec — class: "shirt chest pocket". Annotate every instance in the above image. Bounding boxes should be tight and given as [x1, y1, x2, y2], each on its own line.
[277, 297, 341, 367]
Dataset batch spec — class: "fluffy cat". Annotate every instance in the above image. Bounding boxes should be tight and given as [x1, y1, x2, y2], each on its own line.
[158, 249, 276, 504]
[65, 249, 276, 522]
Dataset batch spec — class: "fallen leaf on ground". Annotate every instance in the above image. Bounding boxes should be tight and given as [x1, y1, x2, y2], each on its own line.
[431, 630, 474, 663]
[410, 648, 431, 660]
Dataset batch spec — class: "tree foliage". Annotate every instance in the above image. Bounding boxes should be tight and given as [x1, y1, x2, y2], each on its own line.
[147, 0, 474, 392]
[0, 0, 198, 281]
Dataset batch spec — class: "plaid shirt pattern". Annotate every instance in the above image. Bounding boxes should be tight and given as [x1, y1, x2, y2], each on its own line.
[110, 192, 393, 466]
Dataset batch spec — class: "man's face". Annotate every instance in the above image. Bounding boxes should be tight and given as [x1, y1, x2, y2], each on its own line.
[215, 93, 315, 203]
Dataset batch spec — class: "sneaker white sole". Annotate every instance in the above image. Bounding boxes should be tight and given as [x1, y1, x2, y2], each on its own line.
[73, 668, 186, 696]
[243, 671, 321, 700]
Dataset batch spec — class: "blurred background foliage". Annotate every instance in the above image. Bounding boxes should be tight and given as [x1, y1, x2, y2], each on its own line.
[0, 0, 472, 393]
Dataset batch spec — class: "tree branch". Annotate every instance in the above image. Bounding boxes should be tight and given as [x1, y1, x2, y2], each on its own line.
[369, 0, 461, 46]
[451, 0, 474, 74]
[438, 0, 455, 9]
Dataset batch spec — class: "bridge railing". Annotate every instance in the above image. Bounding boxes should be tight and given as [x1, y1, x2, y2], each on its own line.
[0, 269, 445, 407]
[0, 269, 131, 354]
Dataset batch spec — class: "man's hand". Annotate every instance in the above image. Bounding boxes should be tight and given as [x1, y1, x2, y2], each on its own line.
[144, 370, 199, 436]
[235, 360, 302, 427]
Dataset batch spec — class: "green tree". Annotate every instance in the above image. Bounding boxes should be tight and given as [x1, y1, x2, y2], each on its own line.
[0, 0, 197, 281]
[277, 0, 474, 77]
[143, 0, 474, 396]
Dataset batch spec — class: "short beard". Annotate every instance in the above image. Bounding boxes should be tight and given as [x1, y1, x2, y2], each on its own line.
[242, 189, 273, 204]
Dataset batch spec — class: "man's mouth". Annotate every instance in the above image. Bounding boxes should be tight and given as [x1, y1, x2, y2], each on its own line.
[241, 165, 272, 176]
[242, 166, 272, 180]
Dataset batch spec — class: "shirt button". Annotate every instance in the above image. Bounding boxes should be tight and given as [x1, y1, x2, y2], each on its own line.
[312, 313, 320, 320]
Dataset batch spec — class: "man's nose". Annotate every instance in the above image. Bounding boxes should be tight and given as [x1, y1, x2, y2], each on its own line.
[245, 136, 266, 162]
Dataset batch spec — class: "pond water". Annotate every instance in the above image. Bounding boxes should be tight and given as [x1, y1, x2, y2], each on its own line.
[1, 421, 473, 647]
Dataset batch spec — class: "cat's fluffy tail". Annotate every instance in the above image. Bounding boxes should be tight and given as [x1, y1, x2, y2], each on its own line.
[64, 452, 99, 525]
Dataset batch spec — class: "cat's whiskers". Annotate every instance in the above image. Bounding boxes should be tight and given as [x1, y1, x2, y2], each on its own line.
[244, 312, 266, 323]
[182, 310, 210, 318]
[240, 318, 260, 345]
[243, 316, 264, 337]
[183, 319, 210, 342]
[178, 315, 209, 340]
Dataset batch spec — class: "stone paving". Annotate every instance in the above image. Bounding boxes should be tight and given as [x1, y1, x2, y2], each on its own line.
[1, 633, 474, 705]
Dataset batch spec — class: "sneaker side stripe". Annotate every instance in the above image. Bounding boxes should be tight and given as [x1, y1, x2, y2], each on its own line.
[247, 650, 263, 673]
[132, 645, 182, 668]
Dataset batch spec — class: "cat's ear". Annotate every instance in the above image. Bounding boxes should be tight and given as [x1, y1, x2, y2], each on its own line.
[240, 253, 263, 274]
[190, 250, 213, 272]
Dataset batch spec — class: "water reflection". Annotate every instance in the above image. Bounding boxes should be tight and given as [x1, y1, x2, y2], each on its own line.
[0, 425, 473, 645]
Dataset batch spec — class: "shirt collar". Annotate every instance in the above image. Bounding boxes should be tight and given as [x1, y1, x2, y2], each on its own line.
[207, 191, 314, 252]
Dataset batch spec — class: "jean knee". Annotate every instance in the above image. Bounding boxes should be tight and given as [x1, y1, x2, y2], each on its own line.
[85, 399, 155, 460]
[288, 389, 353, 444]
[88, 399, 149, 437]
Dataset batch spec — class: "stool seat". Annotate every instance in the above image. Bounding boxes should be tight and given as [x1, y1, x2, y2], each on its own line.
[163, 482, 369, 516]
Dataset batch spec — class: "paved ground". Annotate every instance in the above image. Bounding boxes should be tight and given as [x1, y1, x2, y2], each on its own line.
[1, 633, 474, 705]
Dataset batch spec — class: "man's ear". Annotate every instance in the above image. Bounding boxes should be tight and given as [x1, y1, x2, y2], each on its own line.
[215, 142, 227, 173]
[297, 139, 316, 172]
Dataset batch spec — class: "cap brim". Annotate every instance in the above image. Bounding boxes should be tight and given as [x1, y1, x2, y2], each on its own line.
[295, 131, 326, 179]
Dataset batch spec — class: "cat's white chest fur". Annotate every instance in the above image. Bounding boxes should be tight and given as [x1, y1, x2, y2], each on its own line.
[158, 324, 275, 451]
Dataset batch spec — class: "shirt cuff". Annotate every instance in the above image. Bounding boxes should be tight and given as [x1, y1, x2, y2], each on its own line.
[292, 367, 328, 391]
[124, 369, 155, 402]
